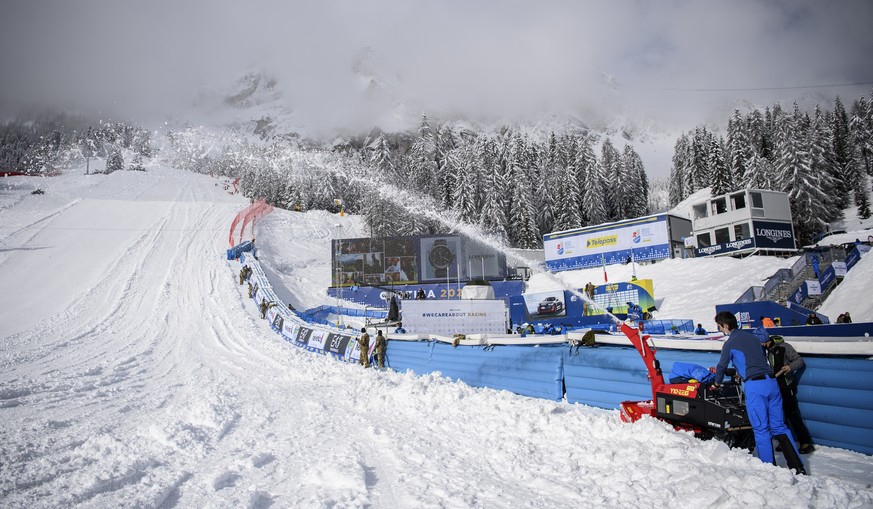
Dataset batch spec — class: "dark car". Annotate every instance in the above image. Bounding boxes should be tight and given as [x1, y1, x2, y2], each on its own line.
[537, 296, 564, 315]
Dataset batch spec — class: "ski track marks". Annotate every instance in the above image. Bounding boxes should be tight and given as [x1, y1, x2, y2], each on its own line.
[1, 167, 872, 508]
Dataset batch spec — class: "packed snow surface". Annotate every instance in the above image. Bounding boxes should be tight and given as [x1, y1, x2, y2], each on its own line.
[1, 165, 872, 508]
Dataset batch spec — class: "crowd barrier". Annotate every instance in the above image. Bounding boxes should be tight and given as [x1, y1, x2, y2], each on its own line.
[229, 239, 873, 455]
[228, 200, 273, 248]
[238, 250, 368, 364]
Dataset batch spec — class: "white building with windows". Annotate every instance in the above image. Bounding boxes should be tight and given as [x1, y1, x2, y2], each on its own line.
[688, 189, 796, 257]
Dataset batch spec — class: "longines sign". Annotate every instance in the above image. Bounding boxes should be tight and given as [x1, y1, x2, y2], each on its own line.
[753, 220, 796, 250]
[695, 238, 755, 257]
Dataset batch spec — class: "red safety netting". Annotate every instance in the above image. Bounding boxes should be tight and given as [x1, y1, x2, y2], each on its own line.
[228, 199, 274, 247]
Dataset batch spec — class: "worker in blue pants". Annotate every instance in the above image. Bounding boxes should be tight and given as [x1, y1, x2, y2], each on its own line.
[710, 311, 806, 475]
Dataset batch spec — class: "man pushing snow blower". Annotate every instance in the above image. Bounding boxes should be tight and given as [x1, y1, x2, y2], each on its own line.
[709, 311, 806, 475]
[618, 314, 805, 475]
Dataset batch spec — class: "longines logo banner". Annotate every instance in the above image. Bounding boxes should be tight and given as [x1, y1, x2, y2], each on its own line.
[753, 220, 796, 249]
[695, 238, 754, 257]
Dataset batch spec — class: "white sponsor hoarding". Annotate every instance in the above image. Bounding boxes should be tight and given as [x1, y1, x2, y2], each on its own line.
[544, 216, 670, 262]
[402, 300, 507, 335]
[806, 280, 822, 295]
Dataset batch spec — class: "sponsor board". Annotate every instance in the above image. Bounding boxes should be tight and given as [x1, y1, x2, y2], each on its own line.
[544, 215, 671, 262]
[402, 299, 507, 335]
[695, 238, 755, 257]
[753, 220, 796, 250]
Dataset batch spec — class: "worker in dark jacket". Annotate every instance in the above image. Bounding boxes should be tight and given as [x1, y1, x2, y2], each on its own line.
[761, 334, 814, 454]
[710, 311, 805, 474]
[805, 313, 823, 325]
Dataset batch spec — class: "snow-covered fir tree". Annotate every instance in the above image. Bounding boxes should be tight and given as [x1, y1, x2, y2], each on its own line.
[708, 136, 731, 196]
[105, 147, 124, 174]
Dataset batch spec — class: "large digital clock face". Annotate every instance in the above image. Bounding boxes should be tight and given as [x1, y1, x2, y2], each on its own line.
[428, 244, 454, 269]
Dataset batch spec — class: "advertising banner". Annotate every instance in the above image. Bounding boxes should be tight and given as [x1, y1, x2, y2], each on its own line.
[462, 239, 507, 280]
[327, 280, 525, 308]
[324, 333, 354, 358]
[308, 330, 328, 351]
[544, 215, 672, 270]
[806, 280, 822, 295]
[332, 235, 508, 286]
[295, 326, 313, 345]
[333, 236, 419, 287]
[589, 279, 656, 316]
[832, 261, 847, 277]
[420, 236, 463, 282]
[753, 220, 796, 250]
[282, 320, 299, 341]
[818, 264, 836, 292]
[521, 290, 567, 319]
[694, 237, 755, 257]
[402, 299, 507, 335]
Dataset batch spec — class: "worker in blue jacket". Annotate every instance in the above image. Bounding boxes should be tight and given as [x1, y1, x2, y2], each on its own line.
[710, 311, 806, 475]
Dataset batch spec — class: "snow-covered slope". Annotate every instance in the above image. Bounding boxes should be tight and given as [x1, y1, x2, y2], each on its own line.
[1, 165, 872, 508]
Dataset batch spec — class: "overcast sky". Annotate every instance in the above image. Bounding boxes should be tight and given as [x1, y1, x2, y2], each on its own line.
[1, 0, 872, 134]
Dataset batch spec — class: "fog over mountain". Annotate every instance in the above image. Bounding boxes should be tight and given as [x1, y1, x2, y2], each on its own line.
[2, 1, 872, 177]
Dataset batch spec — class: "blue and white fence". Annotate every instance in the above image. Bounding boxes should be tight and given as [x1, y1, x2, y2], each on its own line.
[230, 248, 873, 455]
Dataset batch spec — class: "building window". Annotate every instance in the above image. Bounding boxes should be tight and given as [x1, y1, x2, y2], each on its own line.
[711, 198, 727, 215]
[697, 232, 712, 247]
[714, 227, 730, 244]
[693, 203, 708, 219]
[734, 223, 750, 240]
[731, 193, 746, 210]
[751, 192, 763, 208]
[750, 192, 764, 218]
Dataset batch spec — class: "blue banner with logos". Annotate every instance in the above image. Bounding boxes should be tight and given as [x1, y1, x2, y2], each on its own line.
[753, 220, 796, 250]
[327, 280, 525, 308]
[818, 264, 836, 292]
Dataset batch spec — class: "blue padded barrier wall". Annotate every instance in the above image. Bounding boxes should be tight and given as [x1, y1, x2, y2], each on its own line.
[563, 347, 723, 410]
[793, 357, 873, 454]
[231, 249, 873, 454]
[387, 341, 565, 401]
[562, 346, 873, 455]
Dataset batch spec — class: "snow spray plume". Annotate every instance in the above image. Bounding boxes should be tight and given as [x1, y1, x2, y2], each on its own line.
[329, 158, 622, 325]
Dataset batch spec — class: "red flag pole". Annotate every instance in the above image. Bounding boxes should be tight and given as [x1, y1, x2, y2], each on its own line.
[602, 253, 608, 283]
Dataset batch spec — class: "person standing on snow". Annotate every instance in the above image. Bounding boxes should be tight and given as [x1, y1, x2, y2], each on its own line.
[259, 298, 269, 319]
[757, 331, 815, 454]
[374, 330, 387, 368]
[358, 328, 371, 368]
[710, 311, 806, 475]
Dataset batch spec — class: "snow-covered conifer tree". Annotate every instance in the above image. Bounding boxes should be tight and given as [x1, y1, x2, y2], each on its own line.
[509, 168, 541, 248]
[574, 135, 595, 224]
[832, 97, 857, 208]
[600, 139, 621, 220]
[708, 136, 732, 196]
[582, 161, 608, 226]
[668, 135, 688, 206]
[727, 110, 749, 186]
[105, 147, 124, 174]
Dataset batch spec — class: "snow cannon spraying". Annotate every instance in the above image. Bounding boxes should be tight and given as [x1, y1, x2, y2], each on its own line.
[618, 323, 754, 449]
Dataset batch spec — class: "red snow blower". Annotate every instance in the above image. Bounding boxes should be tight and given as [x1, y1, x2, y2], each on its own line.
[617, 323, 753, 449]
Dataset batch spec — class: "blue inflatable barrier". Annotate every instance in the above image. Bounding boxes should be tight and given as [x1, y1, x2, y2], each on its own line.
[227, 248, 873, 455]
[387, 341, 564, 401]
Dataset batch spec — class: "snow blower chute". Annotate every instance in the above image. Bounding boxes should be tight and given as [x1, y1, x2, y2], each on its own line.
[617, 323, 753, 448]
